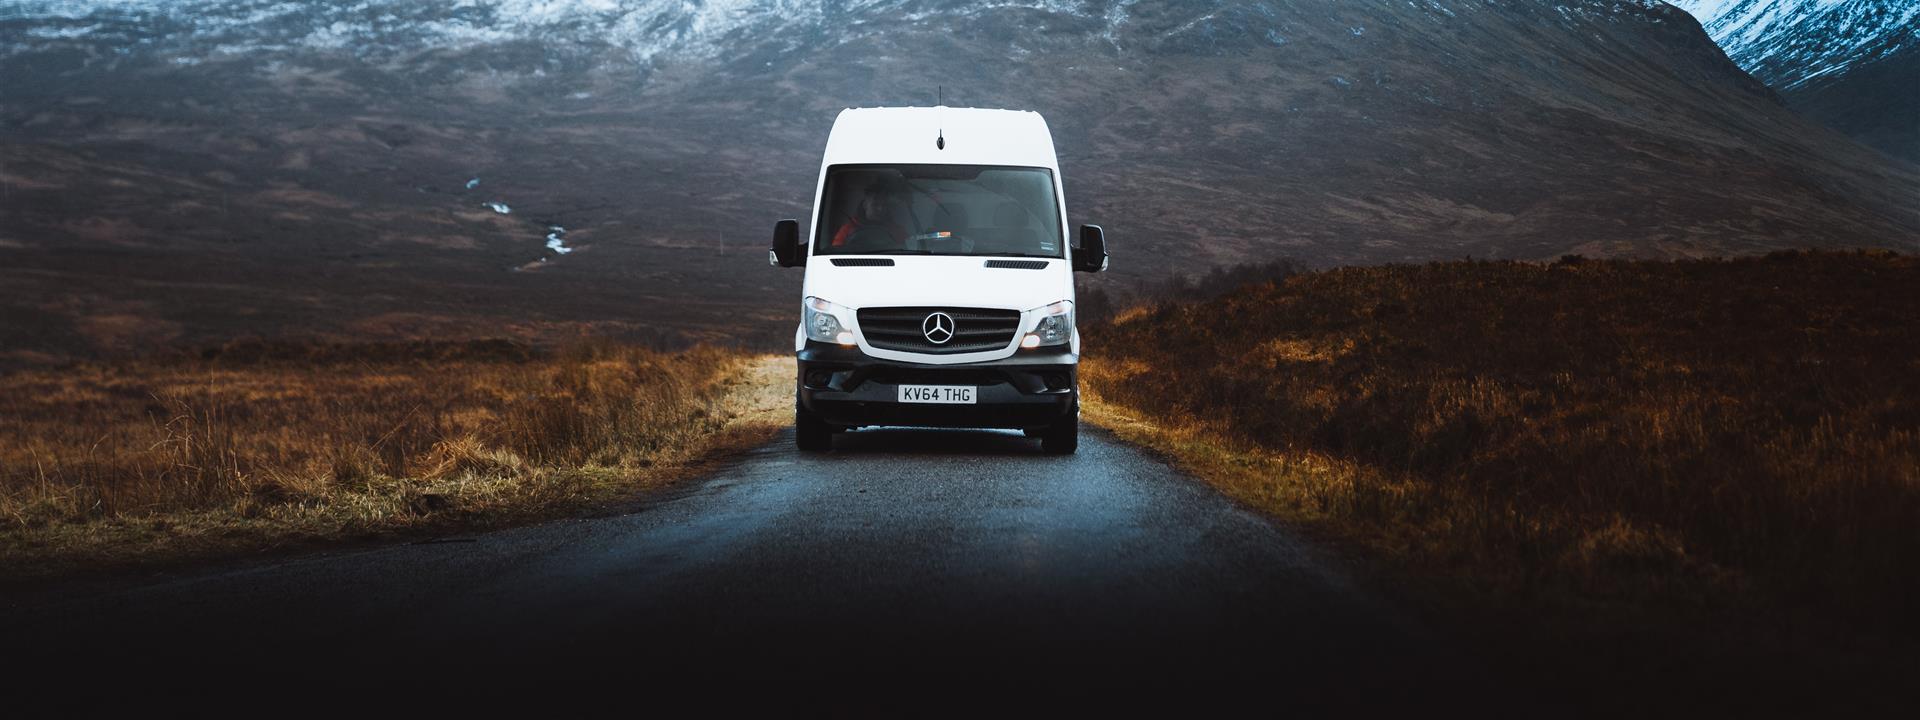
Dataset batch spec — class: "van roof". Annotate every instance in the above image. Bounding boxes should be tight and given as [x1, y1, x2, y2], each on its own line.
[822, 106, 1059, 170]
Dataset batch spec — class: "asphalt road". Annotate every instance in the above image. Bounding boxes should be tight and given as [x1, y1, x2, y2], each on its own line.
[6, 427, 1501, 712]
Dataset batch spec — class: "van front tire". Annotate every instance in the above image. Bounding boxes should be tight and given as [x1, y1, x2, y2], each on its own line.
[796, 400, 832, 452]
[1041, 409, 1079, 455]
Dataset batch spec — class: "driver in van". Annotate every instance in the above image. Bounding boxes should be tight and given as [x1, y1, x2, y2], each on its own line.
[830, 178, 909, 250]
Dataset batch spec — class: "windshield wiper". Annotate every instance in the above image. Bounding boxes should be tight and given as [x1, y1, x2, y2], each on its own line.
[856, 251, 1067, 257]
[850, 250, 1062, 258]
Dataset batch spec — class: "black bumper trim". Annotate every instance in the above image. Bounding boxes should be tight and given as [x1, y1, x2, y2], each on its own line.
[797, 342, 1077, 430]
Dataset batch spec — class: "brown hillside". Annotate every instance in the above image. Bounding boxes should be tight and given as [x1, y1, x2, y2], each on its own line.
[3, 1, 1916, 362]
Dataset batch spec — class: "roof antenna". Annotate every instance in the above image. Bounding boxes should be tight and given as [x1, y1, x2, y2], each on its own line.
[936, 85, 946, 150]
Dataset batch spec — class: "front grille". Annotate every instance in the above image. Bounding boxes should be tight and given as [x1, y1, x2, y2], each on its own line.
[857, 307, 1020, 354]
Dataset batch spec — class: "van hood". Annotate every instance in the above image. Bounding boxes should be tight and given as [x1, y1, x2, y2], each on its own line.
[801, 256, 1073, 312]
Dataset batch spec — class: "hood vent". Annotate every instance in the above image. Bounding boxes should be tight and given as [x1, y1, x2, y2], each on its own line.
[983, 260, 1050, 270]
[830, 258, 896, 267]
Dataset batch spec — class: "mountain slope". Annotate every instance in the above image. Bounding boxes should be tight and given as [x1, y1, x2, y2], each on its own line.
[1, 1, 1916, 361]
[1672, 0, 1920, 161]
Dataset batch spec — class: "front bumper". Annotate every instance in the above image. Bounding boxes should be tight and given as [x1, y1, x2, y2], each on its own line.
[797, 341, 1078, 430]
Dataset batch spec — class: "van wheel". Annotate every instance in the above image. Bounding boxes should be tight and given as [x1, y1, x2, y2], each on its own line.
[796, 401, 832, 452]
[1041, 411, 1079, 455]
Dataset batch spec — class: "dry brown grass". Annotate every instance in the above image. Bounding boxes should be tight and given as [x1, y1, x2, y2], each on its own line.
[0, 341, 791, 580]
[1083, 250, 1920, 640]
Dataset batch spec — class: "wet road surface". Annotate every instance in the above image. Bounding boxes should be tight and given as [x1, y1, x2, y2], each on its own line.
[7, 427, 1502, 712]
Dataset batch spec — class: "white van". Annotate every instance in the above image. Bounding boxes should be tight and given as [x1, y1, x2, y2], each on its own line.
[769, 106, 1109, 454]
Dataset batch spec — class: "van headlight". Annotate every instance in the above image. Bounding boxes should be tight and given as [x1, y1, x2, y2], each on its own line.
[1022, 300, 1073, 349]
[804, 296, 856, 346]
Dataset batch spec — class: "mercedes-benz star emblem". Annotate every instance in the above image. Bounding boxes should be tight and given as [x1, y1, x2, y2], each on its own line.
[922, 312, 956, 345]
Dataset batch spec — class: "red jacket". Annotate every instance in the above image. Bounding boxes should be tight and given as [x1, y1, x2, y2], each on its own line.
[831, 216, 904, 247]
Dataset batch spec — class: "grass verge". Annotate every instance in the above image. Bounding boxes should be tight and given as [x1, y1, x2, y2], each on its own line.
[0, 341, 791, 583]
[1081, 250, 1918, 706]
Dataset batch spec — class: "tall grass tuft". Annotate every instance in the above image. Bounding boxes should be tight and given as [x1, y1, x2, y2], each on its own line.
[0, 341, 768, 572]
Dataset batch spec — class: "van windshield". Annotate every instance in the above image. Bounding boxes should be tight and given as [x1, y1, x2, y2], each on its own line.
[814, 164, 1063, 258]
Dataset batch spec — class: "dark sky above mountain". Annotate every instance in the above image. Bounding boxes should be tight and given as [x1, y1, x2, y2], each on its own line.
[2, 1, 1916, 360]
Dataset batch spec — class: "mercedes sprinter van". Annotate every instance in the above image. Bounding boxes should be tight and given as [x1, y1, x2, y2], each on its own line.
[769, 106, 1109, 454]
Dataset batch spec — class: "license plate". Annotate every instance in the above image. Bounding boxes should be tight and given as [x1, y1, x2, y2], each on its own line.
[897, 385, 976, 404]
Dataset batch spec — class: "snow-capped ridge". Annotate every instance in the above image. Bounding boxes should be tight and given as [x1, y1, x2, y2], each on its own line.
[0, 1, 1133, 64]
[1671, 0, 1919, 90]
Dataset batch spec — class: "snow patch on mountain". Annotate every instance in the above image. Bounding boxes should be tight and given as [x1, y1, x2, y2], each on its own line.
[545, 226, 573, 255]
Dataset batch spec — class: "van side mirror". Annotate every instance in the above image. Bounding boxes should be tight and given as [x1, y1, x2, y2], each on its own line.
[1073, 224, 1108, 273]
[770, 219, 804, 268]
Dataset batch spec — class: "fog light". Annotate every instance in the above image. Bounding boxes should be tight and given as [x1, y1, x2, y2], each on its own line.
[1020, 334, 1041, 349]
[835, 331, 855, 346]
[806, 370, 832, 388]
